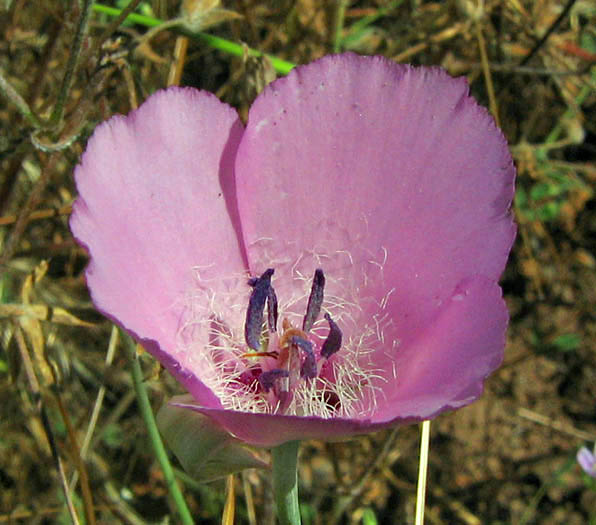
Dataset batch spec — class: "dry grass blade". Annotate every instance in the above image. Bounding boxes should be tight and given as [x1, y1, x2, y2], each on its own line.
[222, 474, 236, 525]
[1, 303, 94, 326]
[12, 322, 81, 524]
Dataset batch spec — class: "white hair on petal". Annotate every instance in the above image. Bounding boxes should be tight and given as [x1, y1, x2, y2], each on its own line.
[175, 243, 397, 419]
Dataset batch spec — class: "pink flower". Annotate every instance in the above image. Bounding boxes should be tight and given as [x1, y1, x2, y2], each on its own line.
[71, 53, 515, 447]
[577, 446, 596, 478]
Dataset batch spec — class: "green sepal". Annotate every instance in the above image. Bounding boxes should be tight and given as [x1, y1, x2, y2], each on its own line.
[157, 394, 269, 482]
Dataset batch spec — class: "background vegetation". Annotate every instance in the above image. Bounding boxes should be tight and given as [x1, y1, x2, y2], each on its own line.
[1, 0, 595, 523]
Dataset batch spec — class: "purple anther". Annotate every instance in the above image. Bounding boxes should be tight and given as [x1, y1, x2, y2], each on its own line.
[321, 313, 342, 359]
[267, 285, 278, 333]
[244, 268, 274, 350]
[291, 335, 317, 379]
[259, 368, 290, 393]
[302, 268, 325, 332]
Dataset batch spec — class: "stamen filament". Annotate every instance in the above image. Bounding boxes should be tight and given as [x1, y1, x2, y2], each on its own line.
[241, 351, 279, 359]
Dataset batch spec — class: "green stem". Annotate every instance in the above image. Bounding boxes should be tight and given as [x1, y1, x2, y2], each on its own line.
[122, 334, 194, 525]
[332, 0, 348, 53]
[92, 3, 295, 75]
[271, 441, 301, 525]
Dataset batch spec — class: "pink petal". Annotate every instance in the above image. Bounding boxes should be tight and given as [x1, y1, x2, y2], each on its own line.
[371, 276, 507, 421]
[175, 276, 506, 446]
[176, 404, 379, 447]
[71, 55, 515, 448]
[235, 53, 514, 346]
[70, 88, 246, 406]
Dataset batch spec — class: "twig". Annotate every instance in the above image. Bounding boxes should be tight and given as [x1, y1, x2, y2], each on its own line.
[330, 429, 399, 524]
[519, 0, 577, 67]
[0, 70, 45, 128]
[517, 407, 596, 441]
[498, 0, 580, 97]
[0, 154, 57, 267]
[55, 394, 97, 525]
[122, 66, 138, 110]
[13, 323, 81, 525]
[0, 18, 60, 214]
[470, 62, 591, 76]
[348, 429, 399, 495]
[168, 36, 189, 87]
[69, 326, 119, 492]
[0, 204, 72, 226]
[476, 23, 500, 127]
[518, 455, 577, 525]
[430, 485, 481, 525]
[81, 0, 144, 66]
[30, 127, 82, 153]
[49, 0, 94, 127]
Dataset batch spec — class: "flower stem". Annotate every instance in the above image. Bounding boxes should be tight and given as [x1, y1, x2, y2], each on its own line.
[271, 441, 301, 525]
[122, 334, 194, 525]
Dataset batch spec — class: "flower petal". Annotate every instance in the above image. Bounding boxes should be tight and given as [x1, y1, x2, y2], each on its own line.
[235, 53, 514, 345]
[175, 403, 379, 447]
[175, 276, 506, 446]
[577, 446, 596, 478]
[371, 276, 507, 421]
[70, 88, 246, 406]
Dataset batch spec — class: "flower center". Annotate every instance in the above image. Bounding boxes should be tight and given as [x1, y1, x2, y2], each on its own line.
[241, 268, 343, 414]
[184, 262, 386, 419]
